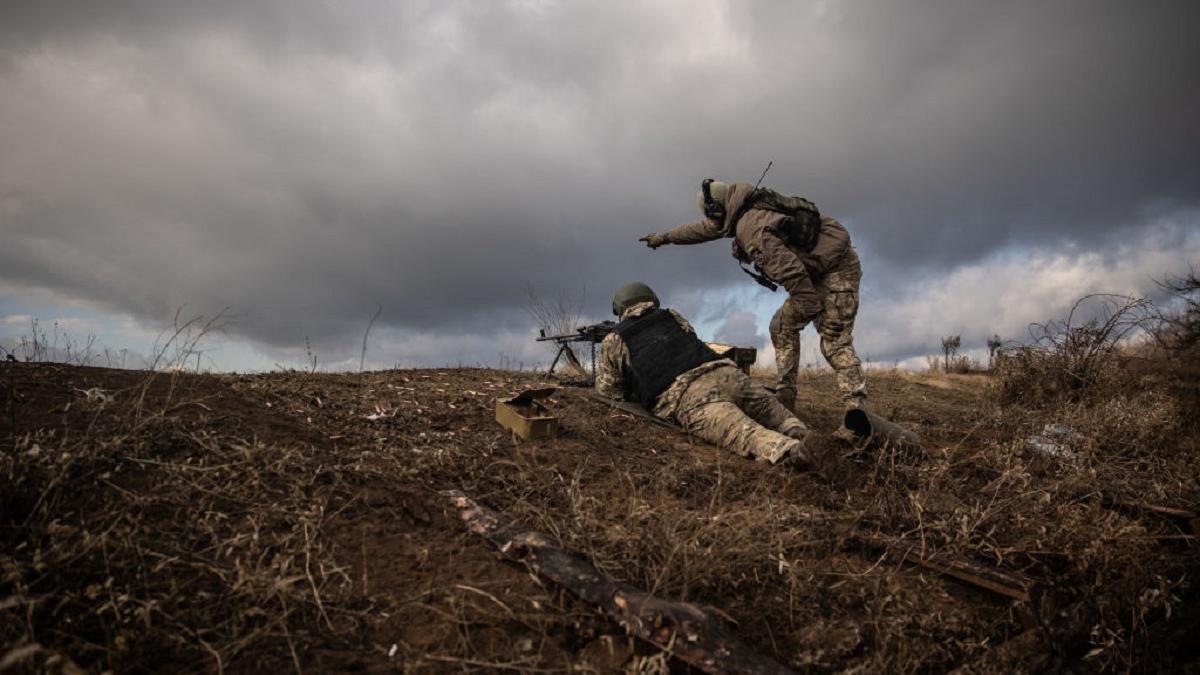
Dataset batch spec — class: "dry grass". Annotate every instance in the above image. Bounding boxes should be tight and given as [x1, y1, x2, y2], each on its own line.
[0, 373, 372, 672]
[1, 315, 1197, 672]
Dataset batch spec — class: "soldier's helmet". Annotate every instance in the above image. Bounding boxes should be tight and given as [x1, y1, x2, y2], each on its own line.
[612, 282, 660, 316]
[696, 179, 730, 215]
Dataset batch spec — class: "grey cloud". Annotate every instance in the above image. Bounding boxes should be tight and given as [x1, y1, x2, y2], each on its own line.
[856, 217, 1200, 364]
[713, 310, 764, 348]
[1, 1, 1198, 366]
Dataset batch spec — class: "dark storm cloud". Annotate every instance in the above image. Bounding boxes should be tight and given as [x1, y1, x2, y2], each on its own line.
[1, 1, 1198, 363]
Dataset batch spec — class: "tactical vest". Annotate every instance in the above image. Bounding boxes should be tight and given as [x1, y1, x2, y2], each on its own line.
[729, 188, 822, 252]
[615, 309, 722, 409]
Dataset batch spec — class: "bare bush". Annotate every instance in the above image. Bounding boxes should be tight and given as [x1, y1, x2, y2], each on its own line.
[9, 319, 107, 367]
[946, 354, 980, 374]
[17, 318, 49, 362]
[994, 294, 1157, 407]
[524, 284, 588, 375]
[61, 331, 98, 366]
[524, 283, 585, 338]
[1156, 270, 1200, 353]
[149, 307, 232, 372]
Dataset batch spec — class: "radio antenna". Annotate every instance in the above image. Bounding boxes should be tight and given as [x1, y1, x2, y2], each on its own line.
[753, 160, 773, 190]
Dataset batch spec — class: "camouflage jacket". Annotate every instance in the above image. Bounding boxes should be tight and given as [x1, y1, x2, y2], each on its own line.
[595, 302, 733, 419]
[663, 182, 852, 315]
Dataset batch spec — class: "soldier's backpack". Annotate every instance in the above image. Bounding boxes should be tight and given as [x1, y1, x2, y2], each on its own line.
[739, 188, 822, 251]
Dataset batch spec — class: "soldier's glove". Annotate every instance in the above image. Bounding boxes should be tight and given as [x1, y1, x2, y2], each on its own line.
[639, 233, 669, 249]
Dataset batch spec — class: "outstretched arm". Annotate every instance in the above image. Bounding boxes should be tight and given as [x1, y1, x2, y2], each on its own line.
[640, 216, 725, 248]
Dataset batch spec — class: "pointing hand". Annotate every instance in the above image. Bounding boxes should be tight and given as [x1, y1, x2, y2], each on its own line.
[639, 233, 669, 249]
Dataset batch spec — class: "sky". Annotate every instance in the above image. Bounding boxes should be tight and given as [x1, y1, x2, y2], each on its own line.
[2, 1, 1198, 371]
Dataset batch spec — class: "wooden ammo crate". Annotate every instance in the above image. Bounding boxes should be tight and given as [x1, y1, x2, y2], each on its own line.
[495, 387, 559, 440]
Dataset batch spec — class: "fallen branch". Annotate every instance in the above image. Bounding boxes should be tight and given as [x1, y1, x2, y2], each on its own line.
[855, 536, 1039, 603]
[1098, 495, 1200, 536]
[443, 490, 796, 675]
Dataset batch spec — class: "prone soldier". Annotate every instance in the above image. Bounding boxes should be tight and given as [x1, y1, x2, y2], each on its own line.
[596, 281, 842, 475]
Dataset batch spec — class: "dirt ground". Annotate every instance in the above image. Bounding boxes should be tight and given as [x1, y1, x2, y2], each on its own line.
[1, 362, 1197, 673]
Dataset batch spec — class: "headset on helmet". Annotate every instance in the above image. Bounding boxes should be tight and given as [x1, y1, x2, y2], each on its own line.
[701, 178, 727, 220]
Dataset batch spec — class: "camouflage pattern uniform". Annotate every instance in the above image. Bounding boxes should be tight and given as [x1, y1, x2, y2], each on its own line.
[770, 245, 866, 409]
[660, 184, 867, 409]
[595, 302, 808, 464]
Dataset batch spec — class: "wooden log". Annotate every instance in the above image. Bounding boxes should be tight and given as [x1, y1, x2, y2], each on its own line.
[444, 490, 796, 675]
[857, 536, 1039, 603]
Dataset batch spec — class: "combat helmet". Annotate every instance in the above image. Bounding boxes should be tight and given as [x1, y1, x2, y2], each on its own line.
[612, 282, 660, 316]
[696, 179, 729, 219]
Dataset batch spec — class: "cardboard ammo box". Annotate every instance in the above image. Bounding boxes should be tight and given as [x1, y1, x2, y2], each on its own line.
[495, 387, 559, 440]
[706, 343, 758, 374]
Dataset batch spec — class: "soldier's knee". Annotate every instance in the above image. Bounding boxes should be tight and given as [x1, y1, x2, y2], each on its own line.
[827, 344, 859, 363]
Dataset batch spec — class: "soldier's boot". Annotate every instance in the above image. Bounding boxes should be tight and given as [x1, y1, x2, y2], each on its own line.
[756, 439, 805, 466]
[779, 419, 810, 444]
[832, 395, 868, 444]
[754, 421, 811, 467]
[772, 385, 797, 412]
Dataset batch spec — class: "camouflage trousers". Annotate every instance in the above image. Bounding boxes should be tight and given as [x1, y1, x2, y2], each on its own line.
[769, 247, 866, 408]
[673, 364, 805, 464]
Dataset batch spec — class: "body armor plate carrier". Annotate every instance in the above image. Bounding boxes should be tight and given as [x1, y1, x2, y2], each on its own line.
[615, 309, 722, 408]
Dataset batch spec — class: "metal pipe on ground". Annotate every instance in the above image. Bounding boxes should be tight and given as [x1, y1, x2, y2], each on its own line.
[844, 409, 921, 455]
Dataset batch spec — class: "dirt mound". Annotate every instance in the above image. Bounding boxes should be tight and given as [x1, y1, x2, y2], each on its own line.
[1, 363, 1197, 672]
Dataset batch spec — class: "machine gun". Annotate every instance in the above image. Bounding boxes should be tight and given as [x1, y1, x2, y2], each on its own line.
[536, 320, 616, 381]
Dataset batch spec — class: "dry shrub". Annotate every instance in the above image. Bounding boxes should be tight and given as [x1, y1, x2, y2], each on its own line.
[979, 294, 1199, 670]
[994, 294, 1156, 408]
[946, 354, 980, 373]
[1156, 271, 1200, 353]
[1078, 388, 1183, 457]
[926, 354, 981, 374]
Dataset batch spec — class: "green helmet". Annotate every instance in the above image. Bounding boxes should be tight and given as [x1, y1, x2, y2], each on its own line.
[696, 179, 729, 217]
[612, 281, 660, 316]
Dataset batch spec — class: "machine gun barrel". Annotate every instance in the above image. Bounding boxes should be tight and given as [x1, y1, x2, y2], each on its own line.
[535, 320, 617, 380]
[536, 321, 616, 343]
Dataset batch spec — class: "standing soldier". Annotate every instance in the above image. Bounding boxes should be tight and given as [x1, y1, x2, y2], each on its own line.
[639, 179, 866, 423]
